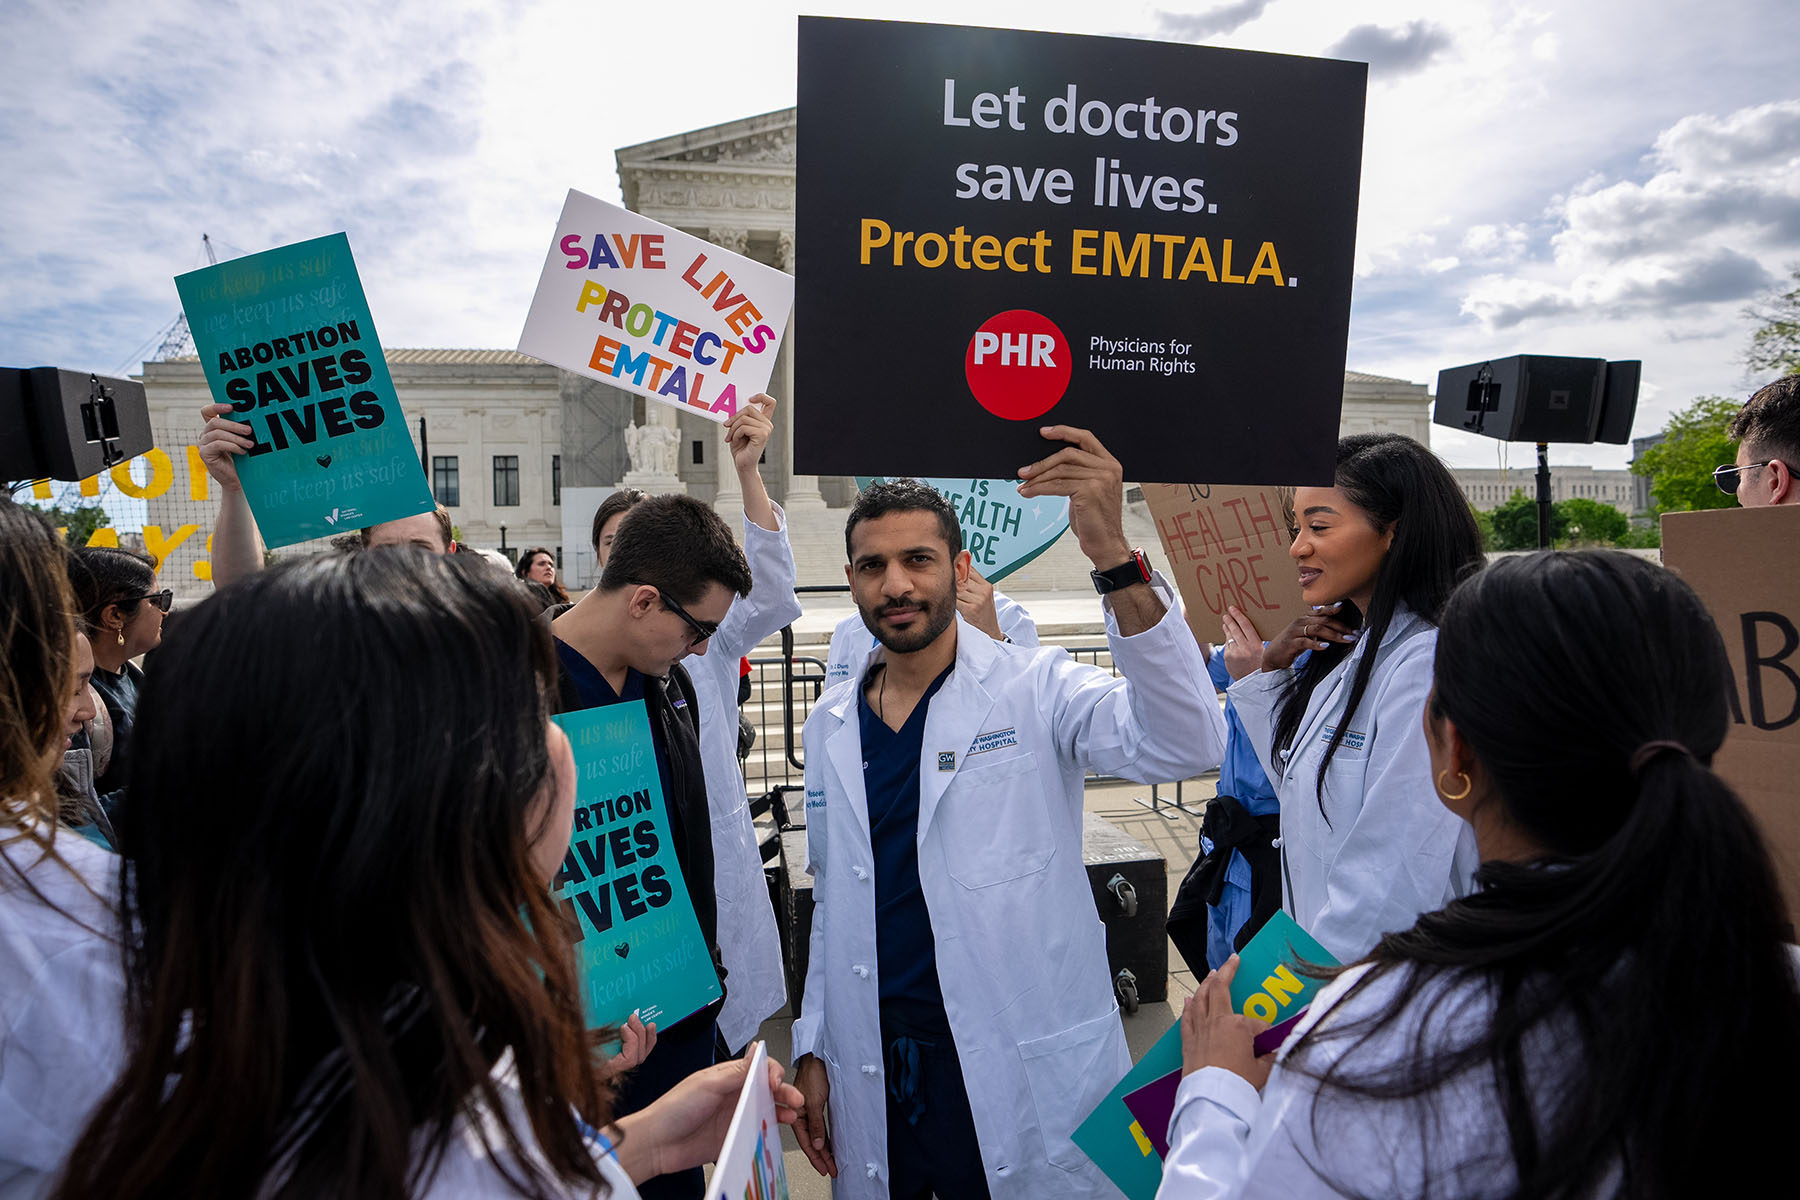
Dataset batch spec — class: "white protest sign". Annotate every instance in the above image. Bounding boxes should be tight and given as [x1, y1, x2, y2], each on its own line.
[702, 1041, 791, 1200]
[519, 189, 794, 424]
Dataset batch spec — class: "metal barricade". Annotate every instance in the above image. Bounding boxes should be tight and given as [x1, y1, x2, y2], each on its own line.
[741, 586, 1204, 820]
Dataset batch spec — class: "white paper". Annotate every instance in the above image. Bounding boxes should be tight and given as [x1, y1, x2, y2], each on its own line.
[519, 190, 795, 425]
[703, 1041, 791, 1200]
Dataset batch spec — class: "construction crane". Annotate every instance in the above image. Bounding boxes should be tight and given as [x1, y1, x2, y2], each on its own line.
[149, 234, 219, 361]
[120, 234, 222, 370]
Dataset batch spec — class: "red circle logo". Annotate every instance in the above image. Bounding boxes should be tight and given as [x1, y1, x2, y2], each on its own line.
[964, 310, 1072, 421]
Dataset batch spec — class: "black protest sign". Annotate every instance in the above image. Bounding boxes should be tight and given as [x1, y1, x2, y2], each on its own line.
[795, 17, 1365, 485]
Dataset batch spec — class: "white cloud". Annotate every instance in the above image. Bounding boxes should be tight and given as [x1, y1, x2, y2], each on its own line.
[1156, 1, 1273, 41]
[1461, 100, 1800, 331]
[1461, 223, 1532, 262]
[1325, 20, 1451, 75]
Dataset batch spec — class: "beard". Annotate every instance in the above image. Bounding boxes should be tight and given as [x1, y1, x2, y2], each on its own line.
[860, 579, 958, 655]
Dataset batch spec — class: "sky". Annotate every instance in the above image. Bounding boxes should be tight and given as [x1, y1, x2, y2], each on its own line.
[2, 0, 1796, 472]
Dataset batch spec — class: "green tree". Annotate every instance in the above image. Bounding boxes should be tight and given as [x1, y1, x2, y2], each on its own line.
[1468, 504, 1495, 551]
[1489, 489, 1563, 550]
[34, 503, 110, 546]
[1629, 395, 1740, 514]
[1555, 497, 1628, 545]
[1615, 522, 1662, 549]
[1745, 265, 1800, 376]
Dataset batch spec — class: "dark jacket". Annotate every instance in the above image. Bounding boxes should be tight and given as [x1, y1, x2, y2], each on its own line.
[545, 612, 725, 1023]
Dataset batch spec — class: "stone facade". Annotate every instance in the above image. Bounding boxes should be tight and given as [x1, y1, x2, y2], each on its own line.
[1451, 463, 1637, 513]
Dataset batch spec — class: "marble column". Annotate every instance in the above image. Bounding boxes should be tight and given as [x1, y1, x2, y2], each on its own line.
[778, 229, 826, 511]
[708, 227, 749, 516]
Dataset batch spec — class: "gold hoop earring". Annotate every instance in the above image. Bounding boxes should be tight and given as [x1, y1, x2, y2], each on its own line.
[1436, 769, 1472, 801]
[116, 630, 126, 648]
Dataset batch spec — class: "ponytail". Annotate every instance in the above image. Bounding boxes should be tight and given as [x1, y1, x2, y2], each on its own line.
[1282, 551, 1800, 1198]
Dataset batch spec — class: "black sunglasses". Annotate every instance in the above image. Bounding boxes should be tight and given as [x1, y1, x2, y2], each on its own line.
[129, 588, 174, 613]
[1713, 460, 1775, 495]
[630, 582, 718, 647]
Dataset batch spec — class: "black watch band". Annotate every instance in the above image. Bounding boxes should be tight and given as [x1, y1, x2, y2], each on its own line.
[1091, 548, 1153, 595]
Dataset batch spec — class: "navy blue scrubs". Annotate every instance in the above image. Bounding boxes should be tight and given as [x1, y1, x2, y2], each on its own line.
[858, 662, 992, 1200]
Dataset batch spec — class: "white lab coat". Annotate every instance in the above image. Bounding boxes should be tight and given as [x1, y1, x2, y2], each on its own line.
[1, 832, 122, 1200]
[422, 1051, 642, 1199]
[822, 591, 1038, 688]
[1227, 605, 1477, 962]
[793, 575, 1226, 1200]
[681, 504, 803, 1052]
[1155, 946, 1800, 1199]
[1154, 962, 1540, 1199]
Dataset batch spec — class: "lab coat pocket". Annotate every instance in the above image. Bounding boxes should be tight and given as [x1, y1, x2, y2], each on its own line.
[1018, 1008, 1124, 1172]
[941, 752, 1052, 888]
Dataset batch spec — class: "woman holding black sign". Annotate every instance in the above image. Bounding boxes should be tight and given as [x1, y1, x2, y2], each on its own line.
[53, 549, 802, 1200]
[1161, 550, 1800, 1198]
[1222, 433, 1483, 962]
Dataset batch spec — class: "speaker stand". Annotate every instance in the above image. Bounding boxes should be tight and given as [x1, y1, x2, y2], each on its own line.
[1536, 442, 1553, 550]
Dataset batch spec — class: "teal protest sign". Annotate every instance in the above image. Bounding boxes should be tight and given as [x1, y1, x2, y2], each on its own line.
[1073, 911, 1338, 1197]
[854, 477, 1069, 581]
[174, 233, 434, 548]
[552, 703, 721, 1031]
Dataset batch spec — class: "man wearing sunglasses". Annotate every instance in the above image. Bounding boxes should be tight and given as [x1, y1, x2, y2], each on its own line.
[548, 492, 753, 1200]
[1719, 376, 1800, 507]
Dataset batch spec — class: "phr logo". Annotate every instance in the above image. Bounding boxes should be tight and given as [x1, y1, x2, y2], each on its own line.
[964, 309, 1073, 421]
[971, 331, 1058, 368]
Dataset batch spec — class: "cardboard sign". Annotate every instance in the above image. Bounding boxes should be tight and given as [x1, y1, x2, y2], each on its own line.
[795, 17, 1364, 483]
[1070, 1020, 1178, 1200]
[1074, 911, 1337, 1192]
[1118, 912, 1338, 1158]
[702, 1041, 792, 1200]
[1144, 482, 1304, 643]
[173, 233, 435, 548]
[853, 476, 1070, 581]
[520, 190, 795, 424]
[1661, 504, 1800, 931]
[552, 703, 721, 1031]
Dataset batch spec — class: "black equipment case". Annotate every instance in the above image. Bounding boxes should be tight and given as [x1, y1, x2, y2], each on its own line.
[1082, 812, 1168, 1012]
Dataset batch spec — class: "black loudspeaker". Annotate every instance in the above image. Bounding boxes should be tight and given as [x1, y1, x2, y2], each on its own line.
[0, 368, 153, 482]
[1594, 360, 1641, 445]
[1433, 355, 1641, 445]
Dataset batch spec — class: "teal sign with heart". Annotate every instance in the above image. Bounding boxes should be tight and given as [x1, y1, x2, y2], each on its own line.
[854, 477, 1071, 582]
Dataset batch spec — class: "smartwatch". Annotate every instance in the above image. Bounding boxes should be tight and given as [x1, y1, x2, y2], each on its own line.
[1091, 548, 1153, 595]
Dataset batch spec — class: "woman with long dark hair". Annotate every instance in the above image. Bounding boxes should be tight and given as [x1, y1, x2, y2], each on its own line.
[1222, 433, 1484, 959]
[1162, 551, 1800, 1197]
[65, 545, 166, 803]
[517, 547, 572, 606]
[0, 500, 126, 1193]
[55, 549, 800, 1199]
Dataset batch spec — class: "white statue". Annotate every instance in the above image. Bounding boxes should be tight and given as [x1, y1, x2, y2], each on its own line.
[644, 423, 679, 476]
[624, 419, 681, 480]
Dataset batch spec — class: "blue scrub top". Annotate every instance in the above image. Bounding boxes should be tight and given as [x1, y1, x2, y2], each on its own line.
[857, 662, 955, 1021]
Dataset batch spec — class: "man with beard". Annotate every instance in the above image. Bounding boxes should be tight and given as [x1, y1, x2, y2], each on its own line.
[788, 428, 1227, 1200]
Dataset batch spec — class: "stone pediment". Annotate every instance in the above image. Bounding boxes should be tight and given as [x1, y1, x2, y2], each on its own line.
[617, 109, 794, 174]
[617, 108, 797, 232]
